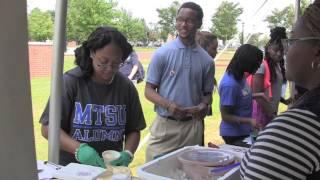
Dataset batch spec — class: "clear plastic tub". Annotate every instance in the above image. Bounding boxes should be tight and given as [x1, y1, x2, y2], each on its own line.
[137, 145, 248, 180]
[178, 149, 237, 179]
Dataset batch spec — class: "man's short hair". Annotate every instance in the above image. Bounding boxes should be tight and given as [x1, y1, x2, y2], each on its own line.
[178, 2, 203, 28]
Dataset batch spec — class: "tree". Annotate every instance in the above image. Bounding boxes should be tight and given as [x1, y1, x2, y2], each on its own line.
[67, 0, 118, 42]
[28, 8, 54, 41]
[265, 0, 311, 30]
[246, 33, 268, 49]
[156, 1, 180, 41]
[147, 23, 161, 43]
[115, 9, 148, 43]
[210, 1, 243, 45]
[265, 6, 294, 30]
[247, 33, 261, 47]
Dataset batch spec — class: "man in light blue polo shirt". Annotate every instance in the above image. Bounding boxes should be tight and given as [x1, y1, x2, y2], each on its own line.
[144, 2, 214, 162]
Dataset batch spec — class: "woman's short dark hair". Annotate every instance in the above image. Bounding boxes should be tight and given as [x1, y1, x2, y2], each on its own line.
[178, 2, 203, 27]
[74, 26, 133, 77]
[227, 44, 263, 81]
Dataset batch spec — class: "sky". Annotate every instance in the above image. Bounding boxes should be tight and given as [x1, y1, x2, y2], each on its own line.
[27, 0, 297, 35]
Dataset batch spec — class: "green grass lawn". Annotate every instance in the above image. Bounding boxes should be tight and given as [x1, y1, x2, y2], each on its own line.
[133, 47, 156, 52]
[31, 50, 288, 175]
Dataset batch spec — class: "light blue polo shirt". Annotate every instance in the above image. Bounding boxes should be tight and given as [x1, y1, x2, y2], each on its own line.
[147, 37, 215, 117]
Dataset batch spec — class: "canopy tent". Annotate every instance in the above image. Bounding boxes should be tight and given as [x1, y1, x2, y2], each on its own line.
[46, 0, 303, 165]
[0, 0, 303, 179]
[0, 0, 37, 179]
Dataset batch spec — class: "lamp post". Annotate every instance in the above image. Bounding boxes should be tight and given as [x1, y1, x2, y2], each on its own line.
[241, 22, 244, 45]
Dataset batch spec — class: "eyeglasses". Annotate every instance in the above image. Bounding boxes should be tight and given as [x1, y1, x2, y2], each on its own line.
[176, 17, 196, 26]
[281, 37, 320, 52]
[92, 54, 121, 70]
[96, 62, 120, 70]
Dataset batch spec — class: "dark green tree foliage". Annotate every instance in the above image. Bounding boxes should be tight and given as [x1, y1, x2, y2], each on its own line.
[265, 0, 311, 30]
[156, 1, 180, 41]
[28, 8, 54, 41]
[210, 1, 243, 44]
[265, 6, 294, 30]
[67, 0, 118, 42]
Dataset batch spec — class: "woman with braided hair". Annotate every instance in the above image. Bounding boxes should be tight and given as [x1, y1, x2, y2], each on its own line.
[241, 1, 320, 179]
[248, 27, 287, 129]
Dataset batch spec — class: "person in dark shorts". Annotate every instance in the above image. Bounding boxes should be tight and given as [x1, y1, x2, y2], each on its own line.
[119, 50, 145, 83]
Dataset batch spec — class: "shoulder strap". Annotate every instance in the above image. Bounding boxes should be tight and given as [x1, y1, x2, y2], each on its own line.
[246, 74, 253, 88]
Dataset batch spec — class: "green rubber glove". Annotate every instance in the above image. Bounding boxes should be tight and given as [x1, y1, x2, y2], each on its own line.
[110, 150, 133, 167]
[75, 143, 106, 168]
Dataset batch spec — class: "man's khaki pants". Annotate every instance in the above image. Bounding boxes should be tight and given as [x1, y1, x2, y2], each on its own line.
[145, 115, 203, 162]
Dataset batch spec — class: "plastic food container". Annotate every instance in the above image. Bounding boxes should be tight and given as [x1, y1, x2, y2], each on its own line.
[102, 150, 121, 166]
[137, 145, 248, 180]
[177, 148, 236, 179]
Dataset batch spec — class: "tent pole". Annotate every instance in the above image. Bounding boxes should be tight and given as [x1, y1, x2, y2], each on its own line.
[48, 0, 68, 164]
